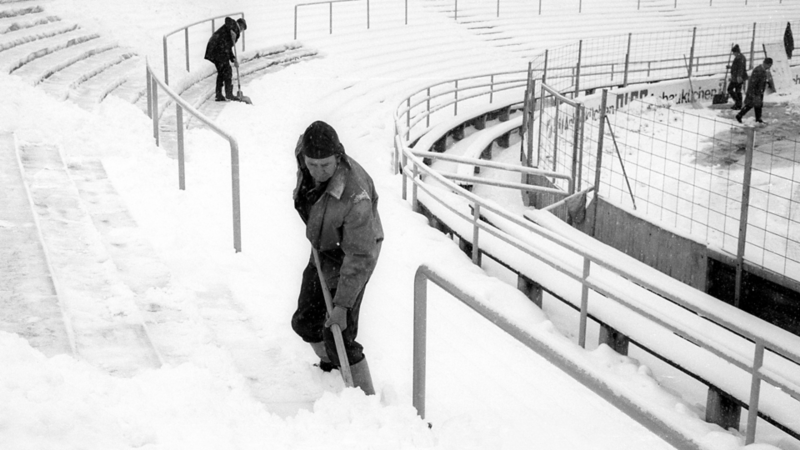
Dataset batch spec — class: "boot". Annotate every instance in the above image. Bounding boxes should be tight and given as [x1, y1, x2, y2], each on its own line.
[350, 357, 375, 395]
[310, 342, 336, 372]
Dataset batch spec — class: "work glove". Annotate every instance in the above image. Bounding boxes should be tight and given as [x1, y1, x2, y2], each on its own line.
[325, 305, 348, 331]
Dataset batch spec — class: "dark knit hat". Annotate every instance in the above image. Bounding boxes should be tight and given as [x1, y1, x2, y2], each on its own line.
[732, 44, 740, 53]
[237, 18, 247, 31]
[302, 121, 344, 159]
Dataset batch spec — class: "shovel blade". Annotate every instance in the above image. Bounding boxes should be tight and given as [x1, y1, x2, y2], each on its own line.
[712, 94, 728, 105]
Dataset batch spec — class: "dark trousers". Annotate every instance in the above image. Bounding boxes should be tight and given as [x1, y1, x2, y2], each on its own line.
[213, 60, 233, 99]
[292, 262, 367, 366]
[737, 103, 763, 121]
[727, 81, 743, 107]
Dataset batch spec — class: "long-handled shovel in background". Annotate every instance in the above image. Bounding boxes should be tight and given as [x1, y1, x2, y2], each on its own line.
[311, 248, 355, 388]
[230, 32, 253, 104]
[682, 54, 703, 109]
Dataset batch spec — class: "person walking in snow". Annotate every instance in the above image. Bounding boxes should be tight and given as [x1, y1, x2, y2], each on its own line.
[727, 44, 748, 110]
[204, 17, 247, 102]
[785, 22, 794, 60]
[291, 120, 383, 396]
[736, 58, 774, 124]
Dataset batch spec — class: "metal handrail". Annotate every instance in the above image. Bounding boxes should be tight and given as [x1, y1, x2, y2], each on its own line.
[413, 263, 704, 450]
[400, 141, 800, 443]
[294, 0, 370, 40]
[145, 60, 242, 253]
[162, 12, 246, 84]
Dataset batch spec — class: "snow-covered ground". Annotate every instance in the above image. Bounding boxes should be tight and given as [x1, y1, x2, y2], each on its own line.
[2, 0, 799, 449]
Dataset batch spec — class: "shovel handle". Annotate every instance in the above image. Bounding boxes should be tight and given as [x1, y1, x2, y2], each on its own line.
[312, 248, 354, 387]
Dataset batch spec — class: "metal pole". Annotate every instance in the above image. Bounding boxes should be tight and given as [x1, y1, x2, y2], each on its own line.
[579, 257, 590, 347]
[472, 204, 481, 264]
[537, 82, 545, 168]
[405, 0, 408, 24]
[688, 27, 697, 78]
[538, 0, 542, 15]
[294, 5, 299, 40]
[745, 343, 764, 444]
[553, 100, 560, 172]
[734, 128, 755, 307]
[591, 90, 608, 238]
[163, 37, 169, 84]
[575, 40, 583, 96]
[152, 80, 159, 145]
[412, 272, 428, 419]
[184, 28, 190, 73]
[231, 140, 242, 253]
[749, 23, 757, 70]
[623, 33, 631, 87]
[177, 105, 185, 190]
[455, 0, 458, 20]
[330, 2, 333, 34]
[527, 77, 536, 168]
[146, 65, 153, 118]
[367, 0, 370, 29]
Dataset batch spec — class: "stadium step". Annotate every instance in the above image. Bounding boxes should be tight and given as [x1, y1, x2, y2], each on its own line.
[0, 132, 73, 358]
[17, 139, 162, 376]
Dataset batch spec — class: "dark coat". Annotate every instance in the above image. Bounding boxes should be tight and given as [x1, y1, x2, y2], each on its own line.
[293, 139, 383, 309]
[745, 64, 770, 107]
[730, 53, 748, 83]
[204, 17, 240, 64]
[785, 23, 794, 59]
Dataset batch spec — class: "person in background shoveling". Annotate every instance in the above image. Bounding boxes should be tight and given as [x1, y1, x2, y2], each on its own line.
[785, 22, 794, 60]
[291, 121, 383, 395]
[736, 57, 774, 124]
[727, 44, 748, 110]
[204, 17, 247, 102]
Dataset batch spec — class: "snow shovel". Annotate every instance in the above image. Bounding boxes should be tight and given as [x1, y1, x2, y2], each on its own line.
[230, 35, 252, 104]
[311, 248, 355, 388]
[682, 55, 703, 109]
[713, 51, 732, 105]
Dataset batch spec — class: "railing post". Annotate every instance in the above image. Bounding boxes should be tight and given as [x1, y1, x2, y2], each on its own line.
[623, 33, 631, 87]
[146, 66, 153, 119]
[575, 40, 583, 97]
[472, 203, 481, 265]
[367, 0, 370, 29]
[454, 80, 459, 116]
[330, 2, 334, 34]
[405, 0, 408, 24]
[735, 128, 755, 307]
[294, 5, 299, 40]
[163, 36, 169, 85]
[490, 74, 495, 103]
[590, 89, 608, 238]
[406, 98, 411, 139]
[688, 27, 696, 78]
[426, 88, 431, 128]
[553, 98, 560, 172]
[537, 82, 545, 168]
[177, 104, 185, 190]
[152, 79, 159, 146]
[231, 140, 242, 253]
[412, 163, 419, 212]
[749, 23, 757, 70]
[184, 28, 190, 73]
[412, 271, 428, 419]
[538, 0, 542, 15]
[745, 343, 765, 444]
[578, 257, 591, 348]
[455, 0, 458, 20]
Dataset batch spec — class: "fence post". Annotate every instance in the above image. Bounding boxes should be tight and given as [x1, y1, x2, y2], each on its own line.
[745, 343, 765, 444]
[623, 33, 631, 86]
[538, 0, 542, 15]
[497, 0, 500, 17]
[571, 101, 581, 193]
[735, 127, 755, 307]
[367, 0, 370, 29]
[163, 37, 170, 85]
[405, 0, 408, 24]
[151, 79, 159, 146]
[177, 105, 185, 190]
[455, 0, 458, 20]
[590, 90, 608, 238]
[537, 82, 545, 169]
[688, 27, 697, 77]
[412, 271, 428, 419]
[184, 28, 190, 73]
[454, 79, 459, 116]
[146, 66, 153, 119]
[576, 40, 583, 96]
[472, 203, 481, 265]
[553, 98, 560, 172]
[231, 140, 242, 253]
[330, 2, 333, 34]
[294, 5, 299, 40]
[749, 23, 757, 70]
[527, 78, 536, 168]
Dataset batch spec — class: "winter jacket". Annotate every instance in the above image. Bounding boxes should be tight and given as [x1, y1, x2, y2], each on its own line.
[293, 139, 383, 309]
[204, 17, 240, 64]
[744, 64, 771, 107]
[730, 53, 748, 83]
